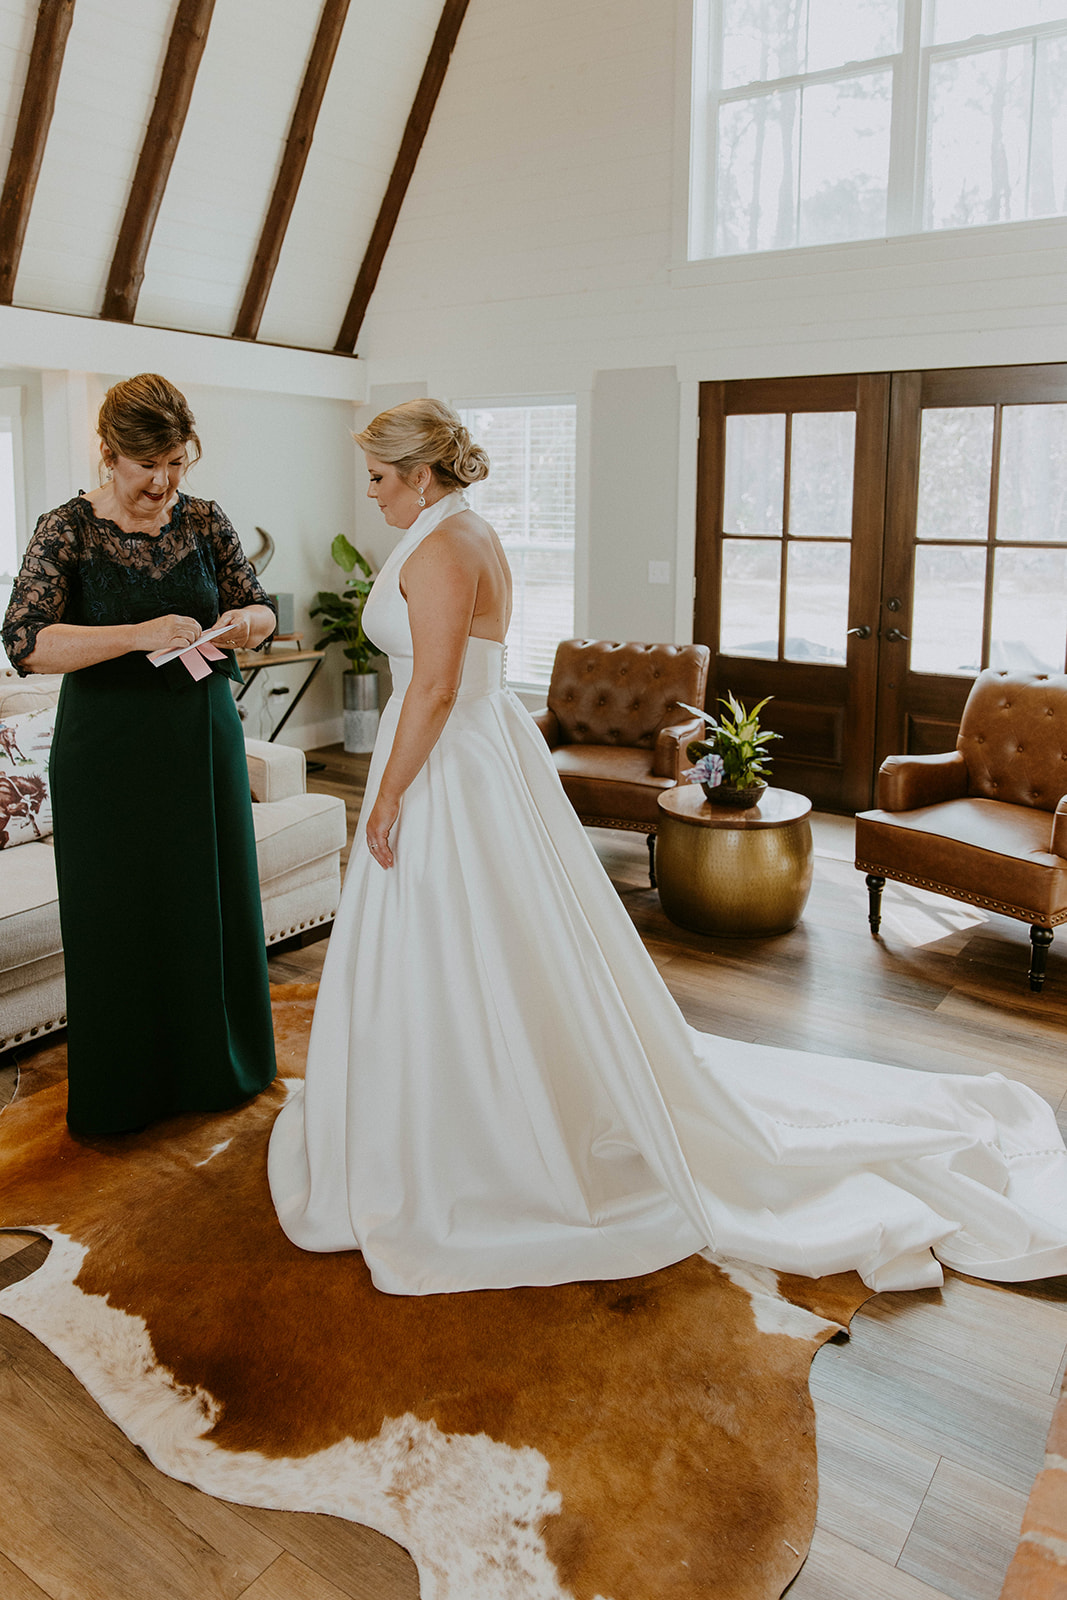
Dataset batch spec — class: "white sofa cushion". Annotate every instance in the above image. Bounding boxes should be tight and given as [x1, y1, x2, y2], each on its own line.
[244, 737, 307, 803]
[0, 839, 63, 993]
[0, 672, 64, 717]
[252, 792, 347, 886]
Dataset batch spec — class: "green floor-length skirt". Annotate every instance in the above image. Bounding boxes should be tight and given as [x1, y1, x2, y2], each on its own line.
[50, 654, 277, 1135]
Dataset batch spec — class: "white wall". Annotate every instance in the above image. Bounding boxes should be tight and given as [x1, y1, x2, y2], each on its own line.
[178, 381, 360, 747]
[1, 341, 362, 747]
[357, 0, 1067, 646]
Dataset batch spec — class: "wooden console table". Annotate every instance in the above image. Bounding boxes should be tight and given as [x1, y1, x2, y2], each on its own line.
[233, 649, 326, 743]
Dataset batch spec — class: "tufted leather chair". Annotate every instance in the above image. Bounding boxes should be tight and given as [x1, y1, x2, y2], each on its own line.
[532, 639, 710, 884]
[855, 669, 1067, 990]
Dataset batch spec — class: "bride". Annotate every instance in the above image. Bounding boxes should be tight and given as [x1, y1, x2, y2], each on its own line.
[267, 399, 1067, 1297]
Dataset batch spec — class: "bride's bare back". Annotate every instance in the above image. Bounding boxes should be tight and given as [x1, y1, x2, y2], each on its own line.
[401, 507, 512, 644]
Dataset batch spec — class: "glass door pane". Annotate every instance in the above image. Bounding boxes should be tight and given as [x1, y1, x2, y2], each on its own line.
[720, 539, 781, 656]
[785, 541, 851, 662]
[990, 547, 1067, 671]
[910, 545, 986, 674]
[997, 404, 1067, 541]
[789, 411, 856, 534]
[723, 414, 785, 531]
[915, 408, 994, 539]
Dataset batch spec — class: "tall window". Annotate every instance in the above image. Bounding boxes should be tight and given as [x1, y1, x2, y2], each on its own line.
[457, 402, 576, 688]
[691, 0, 1067, 259]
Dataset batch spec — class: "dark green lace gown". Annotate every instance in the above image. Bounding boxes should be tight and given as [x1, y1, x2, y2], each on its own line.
[1, 494, 277, 1134]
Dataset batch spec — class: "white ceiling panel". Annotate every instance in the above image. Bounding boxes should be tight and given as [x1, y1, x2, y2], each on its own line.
[0, 0, 465, 351]
[257, 0, 444, 351]
[135, 0, 324, 336]
[0, 0, 36, 172]
[14, 0, 179, 316]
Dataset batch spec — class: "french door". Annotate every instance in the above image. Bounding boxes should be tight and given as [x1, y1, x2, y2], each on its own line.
[695, 365, 1067, 812]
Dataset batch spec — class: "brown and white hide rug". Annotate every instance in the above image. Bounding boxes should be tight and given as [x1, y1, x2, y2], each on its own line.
[0, 984, 874, 1600]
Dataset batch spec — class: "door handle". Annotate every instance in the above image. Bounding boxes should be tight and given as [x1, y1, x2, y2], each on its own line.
[847, 625, 871, 639]
[885, 627, 909, 643]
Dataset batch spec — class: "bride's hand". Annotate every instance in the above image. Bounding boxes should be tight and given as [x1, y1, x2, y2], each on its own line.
[366, 794, 400, 869]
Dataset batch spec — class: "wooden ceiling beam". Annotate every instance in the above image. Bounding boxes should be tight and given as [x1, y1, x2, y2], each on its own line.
[101, 0, 215, 324]
[334, 0, 470, 355]
[0, 0, 77, 306]
[233, 0, 351, 341]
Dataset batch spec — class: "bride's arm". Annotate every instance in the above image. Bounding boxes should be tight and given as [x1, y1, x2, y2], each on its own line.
[365, 531, 478, 868]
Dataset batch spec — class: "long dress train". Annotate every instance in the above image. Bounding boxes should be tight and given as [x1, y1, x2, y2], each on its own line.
[268, 492, 1067, 1296]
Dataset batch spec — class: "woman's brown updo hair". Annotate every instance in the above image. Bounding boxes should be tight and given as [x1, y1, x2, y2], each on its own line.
[354, 398, 489, 492]
[97, 373, 202, 480]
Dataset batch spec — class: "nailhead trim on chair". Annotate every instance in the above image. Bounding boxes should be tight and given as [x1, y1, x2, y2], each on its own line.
[265, 909, 337, 945]
[0, 1013, 67, 1053]
[854, 859, 1067, 928]
[577, 815, 656, 836]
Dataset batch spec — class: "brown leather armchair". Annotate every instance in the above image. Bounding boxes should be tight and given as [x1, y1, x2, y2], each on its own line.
[532, 638, 710, 884]
[855, 669, 1067, 991]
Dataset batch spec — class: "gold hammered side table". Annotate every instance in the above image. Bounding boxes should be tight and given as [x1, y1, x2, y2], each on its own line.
[655, 786, 814, 937]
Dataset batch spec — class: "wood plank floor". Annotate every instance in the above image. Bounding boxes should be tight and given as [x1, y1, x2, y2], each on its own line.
[0, 742, 1064, 1600]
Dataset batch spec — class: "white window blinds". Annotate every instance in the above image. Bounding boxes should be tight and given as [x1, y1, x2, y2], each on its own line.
[458, 403, 576, 688]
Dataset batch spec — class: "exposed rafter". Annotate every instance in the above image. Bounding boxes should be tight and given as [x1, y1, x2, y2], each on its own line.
[0, 0, 77, 306]
[101, 0, 215, 324]
[233, 0, 351, 341]
[334, 0, 470, 354]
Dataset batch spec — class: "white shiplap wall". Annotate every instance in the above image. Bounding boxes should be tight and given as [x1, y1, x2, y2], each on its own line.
[355, 0, 1067, 643]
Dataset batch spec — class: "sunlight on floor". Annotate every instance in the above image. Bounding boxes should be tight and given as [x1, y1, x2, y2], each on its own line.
[811, 812, 989, 951]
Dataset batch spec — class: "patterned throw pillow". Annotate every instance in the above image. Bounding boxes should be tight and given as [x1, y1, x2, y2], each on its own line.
[0, 704, 55, 849]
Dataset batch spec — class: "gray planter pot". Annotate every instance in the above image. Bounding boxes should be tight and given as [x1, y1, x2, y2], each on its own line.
[343, 670, 379, 754]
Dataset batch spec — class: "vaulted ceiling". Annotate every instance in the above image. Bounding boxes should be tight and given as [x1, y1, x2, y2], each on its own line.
[0, 0, 468, 355]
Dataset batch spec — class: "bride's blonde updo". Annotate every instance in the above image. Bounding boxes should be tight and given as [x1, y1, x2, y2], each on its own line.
[354, 398, 489, 492]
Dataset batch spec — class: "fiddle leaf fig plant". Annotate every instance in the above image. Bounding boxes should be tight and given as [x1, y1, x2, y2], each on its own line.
[310, 533, 378, 673]
[679, 693, 782, 789]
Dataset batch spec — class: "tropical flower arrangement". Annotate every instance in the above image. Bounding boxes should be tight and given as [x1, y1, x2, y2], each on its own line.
[678, 692, 781, 804]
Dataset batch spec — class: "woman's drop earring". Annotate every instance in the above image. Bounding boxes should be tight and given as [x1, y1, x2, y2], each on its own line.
[417, 487, 426, 507]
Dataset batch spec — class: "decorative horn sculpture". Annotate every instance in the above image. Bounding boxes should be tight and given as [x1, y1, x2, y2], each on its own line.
[248, 526, 276, 576]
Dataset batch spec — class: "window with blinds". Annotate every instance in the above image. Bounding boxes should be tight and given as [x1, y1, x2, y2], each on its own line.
[457, 402, 576, 688]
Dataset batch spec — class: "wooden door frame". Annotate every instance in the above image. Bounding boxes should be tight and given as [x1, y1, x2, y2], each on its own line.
[877, 363, 1067, 768]
[695, 372, 890, 813]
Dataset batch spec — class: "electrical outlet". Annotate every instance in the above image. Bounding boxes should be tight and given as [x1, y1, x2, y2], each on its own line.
[648, 560, 671, 585]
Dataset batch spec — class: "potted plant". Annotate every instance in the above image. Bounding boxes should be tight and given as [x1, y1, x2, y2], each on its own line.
[311, 534, 380, 754]
[679, 693, 782, 809]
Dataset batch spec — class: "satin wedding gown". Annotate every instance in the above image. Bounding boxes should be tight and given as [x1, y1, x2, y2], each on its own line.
[268, 492, 1067, 1296]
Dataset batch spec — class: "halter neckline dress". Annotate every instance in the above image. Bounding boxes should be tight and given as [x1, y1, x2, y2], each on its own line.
[268, 491, 1067, 1296]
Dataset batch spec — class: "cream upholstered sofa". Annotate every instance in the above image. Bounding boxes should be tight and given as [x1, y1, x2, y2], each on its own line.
[0, 669, 347, 1053]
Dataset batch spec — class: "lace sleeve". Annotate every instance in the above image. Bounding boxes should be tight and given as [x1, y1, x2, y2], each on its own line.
[1, 505, 80, 675]
[209, 504, 277, 639]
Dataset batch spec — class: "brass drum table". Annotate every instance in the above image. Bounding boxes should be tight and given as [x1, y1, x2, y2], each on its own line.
[655, 786, 814, 937]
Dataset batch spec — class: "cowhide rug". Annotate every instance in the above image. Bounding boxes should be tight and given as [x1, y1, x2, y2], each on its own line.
[0, 984, 873, 1600]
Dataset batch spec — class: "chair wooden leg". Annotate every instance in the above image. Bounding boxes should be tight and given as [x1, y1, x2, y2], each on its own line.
[865, 874, 885, 935]
[1029, 925, 1053, 992]
[647, 832, 656, 889]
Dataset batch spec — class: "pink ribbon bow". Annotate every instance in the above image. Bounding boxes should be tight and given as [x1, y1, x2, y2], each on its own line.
[177, 640, 228, 681]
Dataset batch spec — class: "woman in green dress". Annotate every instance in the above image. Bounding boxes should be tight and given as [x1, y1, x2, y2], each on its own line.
[1, 373, 277, 1135]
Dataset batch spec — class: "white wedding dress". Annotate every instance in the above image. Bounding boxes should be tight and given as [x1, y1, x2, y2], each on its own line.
[268, 493, 1067, 1296]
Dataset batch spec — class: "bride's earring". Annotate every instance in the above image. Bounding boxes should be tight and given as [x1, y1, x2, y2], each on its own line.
[417, 484, 426, 508]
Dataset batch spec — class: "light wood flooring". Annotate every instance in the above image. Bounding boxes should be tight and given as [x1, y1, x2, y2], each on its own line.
[0, 742, 1064, 1600]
